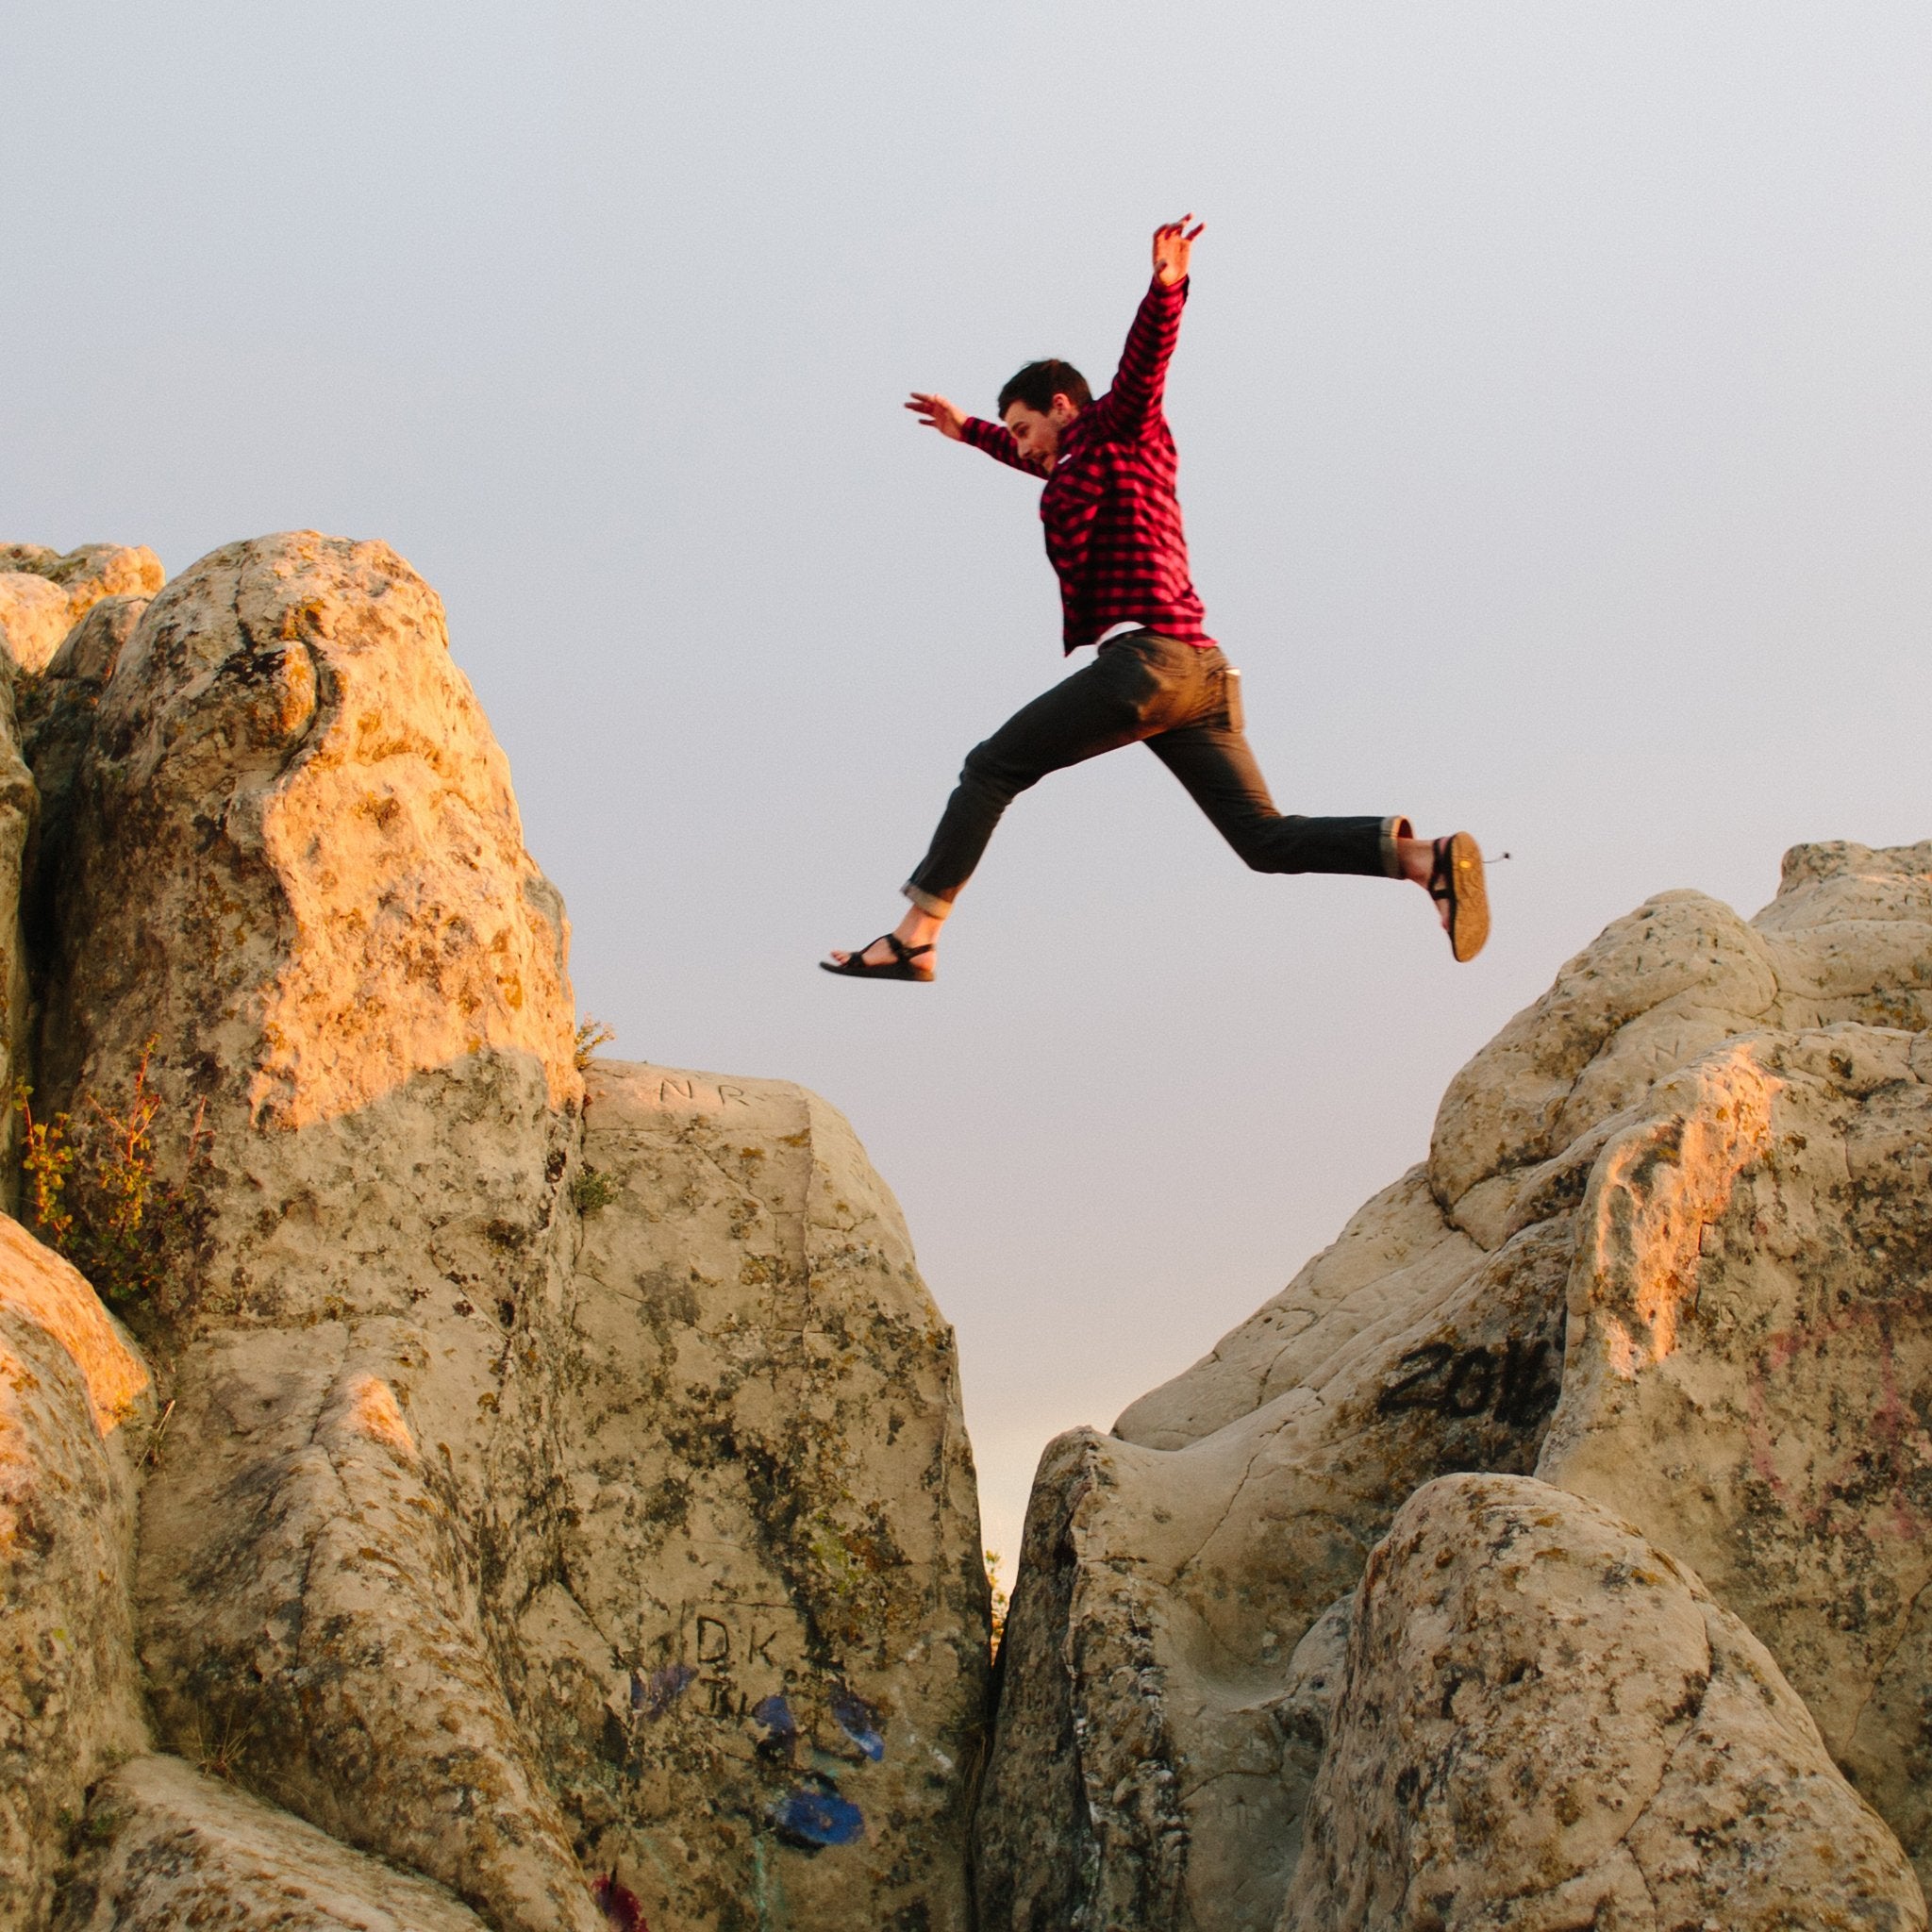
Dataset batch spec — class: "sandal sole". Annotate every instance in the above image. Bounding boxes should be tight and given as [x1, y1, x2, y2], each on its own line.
[1443, 831, 1490, 963]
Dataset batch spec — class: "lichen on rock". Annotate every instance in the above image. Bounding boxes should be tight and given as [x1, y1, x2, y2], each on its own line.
[1281, 1473, 1927, 1930]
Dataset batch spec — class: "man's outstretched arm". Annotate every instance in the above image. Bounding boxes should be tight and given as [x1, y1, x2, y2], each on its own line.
[1087, 215, 1206, 439]
[906, 391, 1046, 475]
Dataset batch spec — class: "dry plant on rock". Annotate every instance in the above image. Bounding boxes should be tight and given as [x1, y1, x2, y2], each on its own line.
[13, 1038, 211, 1313]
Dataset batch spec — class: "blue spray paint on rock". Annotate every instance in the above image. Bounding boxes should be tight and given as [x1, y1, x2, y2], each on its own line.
[752, 1692, 798, 1763]
[769, 1779, 865, 1850]
[829, 1686, 885, 1761]
[631, 1662, 695, 1720]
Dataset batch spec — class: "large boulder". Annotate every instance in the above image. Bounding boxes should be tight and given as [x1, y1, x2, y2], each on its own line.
[35, 532, 596, 1932]
[0, 1215, 152, 1932]
[0, 544, 163, 675]
[978, 841, 1932, 1931]
[1281, 1473, 1926, 1930]
[520, 1062, 990, 1932]
[20, 531, 991, 1932]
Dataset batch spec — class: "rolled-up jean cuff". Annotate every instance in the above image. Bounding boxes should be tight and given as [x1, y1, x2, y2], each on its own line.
[1380, 815, 1413, 880]
[902, 881, 954, 919]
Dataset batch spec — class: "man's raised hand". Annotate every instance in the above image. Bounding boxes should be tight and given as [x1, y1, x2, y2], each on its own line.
[1152, 214, 1204, 288]
[906, 391, 967, 441]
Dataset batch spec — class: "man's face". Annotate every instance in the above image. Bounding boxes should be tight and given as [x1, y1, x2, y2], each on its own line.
[1003, 394, 1079, 469]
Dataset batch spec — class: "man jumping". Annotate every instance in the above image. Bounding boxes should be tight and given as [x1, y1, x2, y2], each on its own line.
[823, 216, 1489, 982]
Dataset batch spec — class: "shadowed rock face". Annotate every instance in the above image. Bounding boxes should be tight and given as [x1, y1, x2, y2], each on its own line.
[522, 1063, 989, 1932]
[7, 530, 989, 1932]
[1282, 1474, 1927, 1932]
[978, 841, 1932, 1931]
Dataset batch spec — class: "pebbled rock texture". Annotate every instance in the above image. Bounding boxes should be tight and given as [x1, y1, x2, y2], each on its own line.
[0, 1214, 152, 1932]
[1281, 1473, 1926, 1932]
[55, 1753, 489, 1932]
[979, 841, 1932, 1931]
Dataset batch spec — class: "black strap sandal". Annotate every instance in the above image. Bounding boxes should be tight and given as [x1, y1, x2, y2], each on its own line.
[819, 933, 936, 982]
[1428, 832, 1491, 963]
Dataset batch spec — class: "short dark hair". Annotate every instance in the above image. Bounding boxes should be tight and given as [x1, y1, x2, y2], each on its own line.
[997, 359, 1092, 417]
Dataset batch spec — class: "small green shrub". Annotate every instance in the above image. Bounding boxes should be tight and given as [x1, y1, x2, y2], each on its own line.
[13, 1040, 210, 1311]
[571, 1164, 617, 1215]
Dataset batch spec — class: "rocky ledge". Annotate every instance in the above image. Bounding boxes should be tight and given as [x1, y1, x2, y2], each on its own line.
[0, 529, 1926, 1932]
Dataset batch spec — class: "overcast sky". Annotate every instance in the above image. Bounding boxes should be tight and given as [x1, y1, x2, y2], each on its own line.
[8, 2, 1930, 1573]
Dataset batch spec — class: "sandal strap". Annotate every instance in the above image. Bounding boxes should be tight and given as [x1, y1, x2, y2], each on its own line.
[883, 933, 933, 961]
[1426, 838, 1454, 901]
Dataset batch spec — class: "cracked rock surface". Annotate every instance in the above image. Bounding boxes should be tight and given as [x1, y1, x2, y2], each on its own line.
[1281, 1473, 1926, 1932]
[979, 841, 1932, 1930]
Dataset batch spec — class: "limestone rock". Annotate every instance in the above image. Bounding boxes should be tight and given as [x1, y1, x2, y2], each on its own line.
[0, 544, 163, 675]
[521, 1061, 989, 1932]
[21, 530, 990, 1932]
[0, 1214, 152, 1932]
[979, 841, 1932, 1931]
[36, 532, 596, 1932]
[1282, 1473, 1925, 1931]
[1538, 1021, 1932, 1891]
[0, 576, 71, 676]
[56, 1753, 488, 1932]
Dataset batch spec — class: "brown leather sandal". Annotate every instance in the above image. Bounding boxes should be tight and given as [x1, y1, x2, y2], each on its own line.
[819, 933, 936, 982]
[1428, 833, 1491, 963]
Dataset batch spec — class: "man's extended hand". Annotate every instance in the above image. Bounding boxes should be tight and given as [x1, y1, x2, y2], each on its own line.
[906, 391, 968, 440]
[1152, 214, 1204, 288]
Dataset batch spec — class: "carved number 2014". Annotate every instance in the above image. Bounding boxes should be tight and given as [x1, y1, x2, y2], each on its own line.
[1376, 1337, 1558, 1427]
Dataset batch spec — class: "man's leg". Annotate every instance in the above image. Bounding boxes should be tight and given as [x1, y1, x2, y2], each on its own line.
[828, 635, 1194, 970]
[1142, 659, 1474, 940]
[1145, 666, 1407, 879]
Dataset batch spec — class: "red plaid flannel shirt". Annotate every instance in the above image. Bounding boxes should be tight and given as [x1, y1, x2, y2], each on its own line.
[960, 275, 1212, 654]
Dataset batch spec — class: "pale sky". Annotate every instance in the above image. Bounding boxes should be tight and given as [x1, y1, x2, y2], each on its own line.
[8, 2, 1930, 1572]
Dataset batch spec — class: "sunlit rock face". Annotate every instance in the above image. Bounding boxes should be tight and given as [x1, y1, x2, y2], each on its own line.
[1281, 1474, 1926, 1931]
[32, 531, 597, 1932]
[0, 1215, 152, 1932]
[8, 530, 989, 1932]
[0, 543, 163, 674]
[522, 1063, 989, 1932]
[977, 841, 1932, 1931]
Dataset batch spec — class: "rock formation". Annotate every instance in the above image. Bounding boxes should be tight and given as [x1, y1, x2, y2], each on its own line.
[521, 1062, 987, 1931]
[1282, 1474, 1926, 1930]
[0, 546, 162, 675]
[4, 518, 1925, 1932]
[1, 532, 988, 1932]
[978, 840, 1932, 1929]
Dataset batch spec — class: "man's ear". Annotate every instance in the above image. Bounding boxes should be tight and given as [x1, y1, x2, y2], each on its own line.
[1048, 392, 1079, 425]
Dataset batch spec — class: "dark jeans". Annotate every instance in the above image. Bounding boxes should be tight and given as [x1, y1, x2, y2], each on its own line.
[904, 629, 1405, 913]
